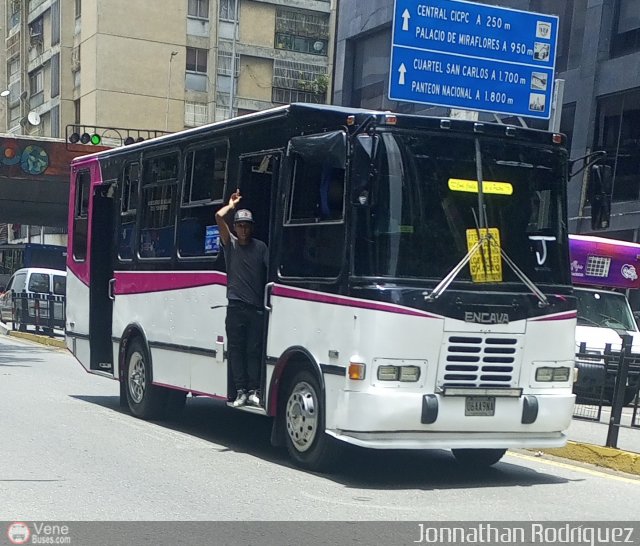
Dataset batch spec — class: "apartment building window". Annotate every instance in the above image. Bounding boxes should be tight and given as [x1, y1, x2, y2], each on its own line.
[219, 0, 237, 21]
[8, 59, 19, 82]
[29, 16, 43, 42]
[272, 59, 327, 104]
[592, 89, 640, 203]
[9, 106, 20, 127]
[50, 105, 59, 138]
[612, 0, 640, 57]
[51, 53, 60, 98]
[186, 47, 208, 92]
[275, 8, 329, 56]
[185, 101, 209, 127]
[75, 0, 81, 19]
[188, 0, 209, 19]
[350, 28, 391, 109]
[217, 49, 239, 77]
[30, 70, 43, 96]
[8, 0, 20, 30]
[186, 47, 207, 73]
[51, 0, 60, 46]
[74, 99, 80, 124]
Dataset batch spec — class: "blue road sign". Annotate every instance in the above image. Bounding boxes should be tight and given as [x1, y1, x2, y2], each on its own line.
[389, 0, 559, 119]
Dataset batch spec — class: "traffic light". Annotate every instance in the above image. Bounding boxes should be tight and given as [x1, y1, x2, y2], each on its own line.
[124, 136, 145, 145]
[69, 131, 101, 145]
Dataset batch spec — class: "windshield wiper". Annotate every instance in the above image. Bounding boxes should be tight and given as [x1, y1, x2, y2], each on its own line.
[424, 231, 550, 307]
[424, 137, 550, 307]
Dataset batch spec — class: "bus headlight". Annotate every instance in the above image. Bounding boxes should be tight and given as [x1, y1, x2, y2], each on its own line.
[399, 366, 421, 382]
[376, 365, 421, 382]
[535, 366, 571, 382]
[377, 366, 398, 381]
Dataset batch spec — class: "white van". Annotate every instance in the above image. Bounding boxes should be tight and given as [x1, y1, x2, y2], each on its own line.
[0, 267, 66, 332]
[575, 286, 640, 405]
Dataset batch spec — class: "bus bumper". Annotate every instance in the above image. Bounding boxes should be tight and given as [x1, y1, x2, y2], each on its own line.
[328, 391, 574, 450]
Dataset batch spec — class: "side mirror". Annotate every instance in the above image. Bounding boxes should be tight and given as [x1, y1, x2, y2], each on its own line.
[589, 164, 613, 230]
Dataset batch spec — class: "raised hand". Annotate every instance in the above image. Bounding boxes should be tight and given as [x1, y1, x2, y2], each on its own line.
[229, 189, 242, 208]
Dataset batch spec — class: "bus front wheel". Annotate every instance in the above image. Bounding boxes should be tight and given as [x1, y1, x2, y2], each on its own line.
[452, 448, 506, 468]
[124, 337, 166, 420]
[281, 370, 340, 472]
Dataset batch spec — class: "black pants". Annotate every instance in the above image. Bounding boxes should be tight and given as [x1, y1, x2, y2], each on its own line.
[226, 301, 264, 392]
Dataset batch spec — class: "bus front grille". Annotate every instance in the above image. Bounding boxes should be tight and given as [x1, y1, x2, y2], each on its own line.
[440, 335, 520, 388]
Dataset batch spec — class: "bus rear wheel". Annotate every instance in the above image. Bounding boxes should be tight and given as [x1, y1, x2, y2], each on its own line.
[452, 448, 506, 468]
[282, 370, 340, 472]
[124, 337, 166, 420]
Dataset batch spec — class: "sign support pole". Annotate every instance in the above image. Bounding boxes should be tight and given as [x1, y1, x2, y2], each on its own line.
[548, 78, 565, 133]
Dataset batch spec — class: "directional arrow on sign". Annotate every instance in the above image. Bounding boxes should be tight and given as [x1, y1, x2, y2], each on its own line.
[402, 9, 410, 31]
[398, 63, 406, 85]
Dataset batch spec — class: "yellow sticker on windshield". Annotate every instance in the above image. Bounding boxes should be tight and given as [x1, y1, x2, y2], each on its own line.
[449, 179, 513, 195]
[466, 228, 503, 283]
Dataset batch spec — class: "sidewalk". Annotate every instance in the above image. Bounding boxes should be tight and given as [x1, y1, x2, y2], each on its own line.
[2, 322, 640, 475]
[540, 407, 640, 475]
[0, 320, 66, 348]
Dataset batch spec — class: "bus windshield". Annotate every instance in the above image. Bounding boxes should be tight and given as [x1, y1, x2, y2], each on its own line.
[575, 289, 638, 331]
[354, 130, 570, 286]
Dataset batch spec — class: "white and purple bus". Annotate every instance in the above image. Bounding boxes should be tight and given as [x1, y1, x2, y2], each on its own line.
[66, 104, 576, 471]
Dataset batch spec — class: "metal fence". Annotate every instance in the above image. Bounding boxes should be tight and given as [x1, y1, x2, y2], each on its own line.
[11, 291, 65, 335]
[574, 337, 640, 447]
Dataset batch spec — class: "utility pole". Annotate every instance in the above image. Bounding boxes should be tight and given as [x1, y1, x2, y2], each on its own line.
[165, 51, 179, 131]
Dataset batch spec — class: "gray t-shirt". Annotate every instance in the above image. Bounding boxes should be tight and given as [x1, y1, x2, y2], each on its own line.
[222, 234, 268, 308]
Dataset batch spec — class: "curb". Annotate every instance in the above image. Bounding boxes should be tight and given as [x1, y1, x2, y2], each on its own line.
[7, 330, 66, 348]
[538, 441, 640, 476]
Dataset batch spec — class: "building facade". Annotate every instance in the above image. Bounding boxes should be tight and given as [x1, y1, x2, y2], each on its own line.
[334, 0, 640, 247]
[2, 0, 336, 242]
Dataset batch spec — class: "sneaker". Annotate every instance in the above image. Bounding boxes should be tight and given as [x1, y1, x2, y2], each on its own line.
[231, 390, 247, 407]
[247, 390, 261, 407]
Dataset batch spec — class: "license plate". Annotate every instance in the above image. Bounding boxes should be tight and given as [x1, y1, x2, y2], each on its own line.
[465, 396, 495, 416]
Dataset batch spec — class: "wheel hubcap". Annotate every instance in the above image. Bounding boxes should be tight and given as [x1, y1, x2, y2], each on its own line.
[286, 381, 318, 453]
[128, 351, 146, 403]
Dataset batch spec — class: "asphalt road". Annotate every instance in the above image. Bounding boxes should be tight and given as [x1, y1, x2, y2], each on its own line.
[1, 334, 640, 522]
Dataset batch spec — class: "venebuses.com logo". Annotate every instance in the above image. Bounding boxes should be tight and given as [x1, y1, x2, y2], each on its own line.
[6, 522, 30, 545]
[6, 521, 71, 544]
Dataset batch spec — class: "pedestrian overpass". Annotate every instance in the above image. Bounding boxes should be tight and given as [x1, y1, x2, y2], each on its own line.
[0, 135, 106, 227]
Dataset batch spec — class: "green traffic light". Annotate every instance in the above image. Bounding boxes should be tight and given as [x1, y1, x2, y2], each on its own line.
[90, 134, 101, 145]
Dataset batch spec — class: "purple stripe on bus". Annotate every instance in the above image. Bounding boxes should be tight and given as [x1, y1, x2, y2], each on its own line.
[530, 311, 577, 321]
[114, 271, 227, 295]
[271, 284, 442, 319]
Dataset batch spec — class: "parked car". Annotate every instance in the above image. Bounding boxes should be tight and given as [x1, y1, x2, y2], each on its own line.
[0, 267, 66, 334]
[574, 286, 640, 405]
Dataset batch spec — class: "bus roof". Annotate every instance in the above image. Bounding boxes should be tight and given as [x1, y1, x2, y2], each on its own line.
[569, 234, 640, 289]
[70, 103, 566, 166]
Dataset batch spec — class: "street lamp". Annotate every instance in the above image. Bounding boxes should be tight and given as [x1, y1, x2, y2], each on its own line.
[165, 50, 179, 131]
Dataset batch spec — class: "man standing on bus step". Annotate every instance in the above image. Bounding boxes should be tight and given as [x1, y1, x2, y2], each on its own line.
[216, 190, 268, 408]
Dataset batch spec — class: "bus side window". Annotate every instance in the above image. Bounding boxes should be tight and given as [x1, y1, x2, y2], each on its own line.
[72, 170, 91, 262]
[178, 142, 227, 258]
[119, 162, 139, 261]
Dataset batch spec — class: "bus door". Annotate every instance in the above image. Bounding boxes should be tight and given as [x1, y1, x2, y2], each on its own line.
[236, 151, 281, 392]
[89, 182, 115, 373]
[264, 131, 347, 375]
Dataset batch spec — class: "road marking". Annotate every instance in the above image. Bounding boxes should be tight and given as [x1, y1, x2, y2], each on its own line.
[507, 451, 640, 484]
